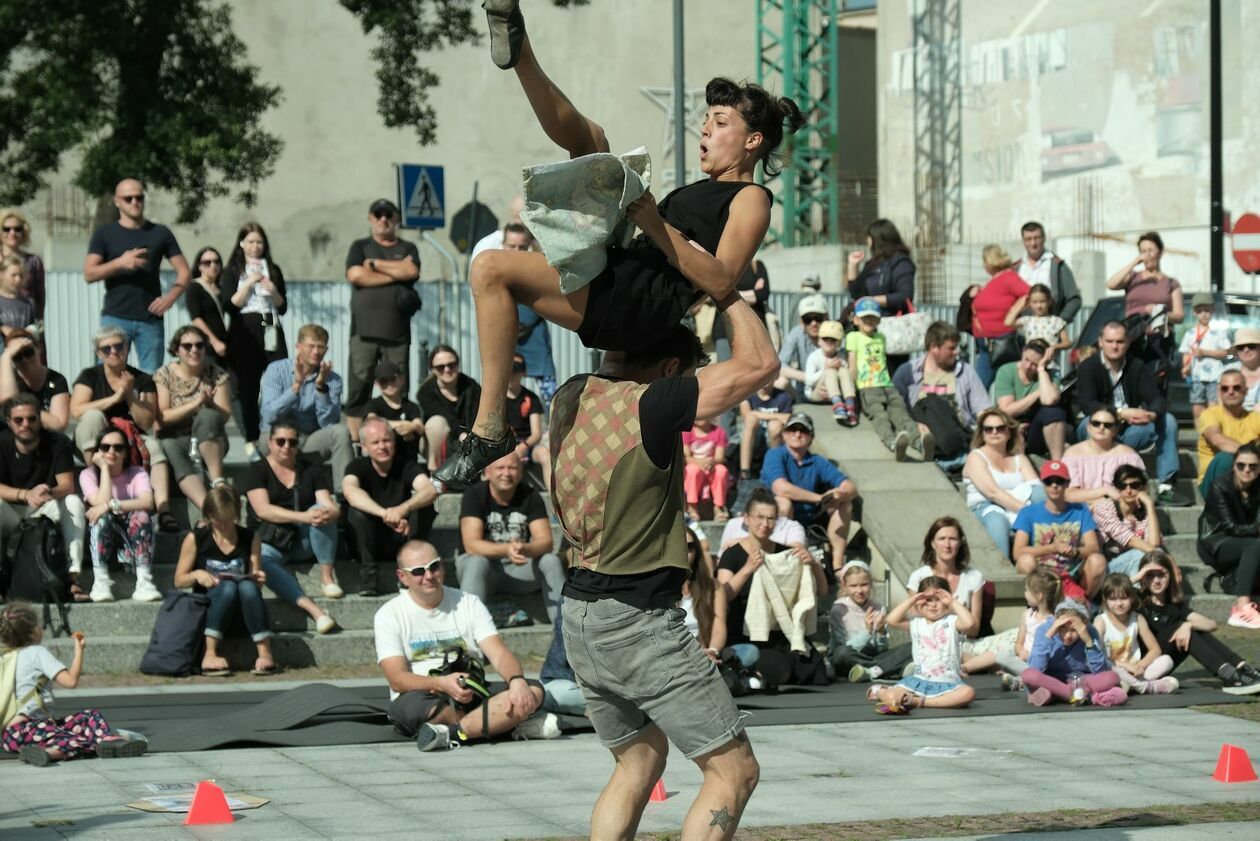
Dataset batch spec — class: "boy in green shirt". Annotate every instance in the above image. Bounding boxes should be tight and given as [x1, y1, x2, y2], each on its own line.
[846, 297, 931, 461]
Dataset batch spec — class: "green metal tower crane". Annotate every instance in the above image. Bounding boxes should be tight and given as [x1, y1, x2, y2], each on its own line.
[756, 0, 841, 247]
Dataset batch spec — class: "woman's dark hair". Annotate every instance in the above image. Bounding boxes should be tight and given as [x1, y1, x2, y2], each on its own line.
[191, 246, 222, 281]
[866, 218, 910, 264]
[225, 222, 277, 286]
[270, 413, 301, 439]
[704, 77, 804, 177]
[1027, 283, 1054, 303]
[1136, 550, 1183, 606]
[167, 324, 209, 358]
[1101, 572, 1140, 605]
[1235, 442, 1260, 488]
[921, 516, 970, 571]
[686, 531, 718, 648]
[96, 427, 131, 470]
[1138, 231, 1164, 253]
[0, 602, 39, 648]
[623, 325, 709, 373]
[202, 483, 240, 527]
[1088, 405, 1120, 427]
[1111, 463, 1149, 520]
[745, 487, 778, 516]
[428, 344, 459, 369]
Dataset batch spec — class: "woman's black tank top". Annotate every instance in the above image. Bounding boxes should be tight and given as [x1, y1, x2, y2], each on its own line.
[655, 180, 772, 255]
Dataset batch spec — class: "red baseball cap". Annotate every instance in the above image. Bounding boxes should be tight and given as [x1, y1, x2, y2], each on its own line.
[1040, 460, 1070, 482]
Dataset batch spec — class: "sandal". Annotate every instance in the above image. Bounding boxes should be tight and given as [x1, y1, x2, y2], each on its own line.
[875, 702, 909, 716]
[201, 668, 232, 678]
[251, 659, 278, 676]
[70, 583, 91, 603]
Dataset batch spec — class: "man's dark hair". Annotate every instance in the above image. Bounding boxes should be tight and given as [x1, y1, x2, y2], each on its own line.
[746, 487, 777, 514]
[503, 222, 531, 238]
[1020, 221, 1045, 236]
[1100, 320, 1129, 340]
[924, 321, 960, 350]
[622, 325, 710, 371]
[4, 392, 39, 419]
[1025, 338, 1050, 356]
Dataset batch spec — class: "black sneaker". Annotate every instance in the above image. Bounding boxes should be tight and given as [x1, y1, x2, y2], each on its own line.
[1239, 664, 1260, 683]
[1221, 670, 1260, 695]
[18, 745, 52, 767]
[157, 510, 180, 533]
[484, 0, 526, 70]
[432, 430, 515, 490]
[97, 738, 148, 759]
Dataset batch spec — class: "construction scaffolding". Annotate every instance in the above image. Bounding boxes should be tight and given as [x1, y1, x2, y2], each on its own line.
[911, 0, 963, 247]
[756, 0, 841, 247]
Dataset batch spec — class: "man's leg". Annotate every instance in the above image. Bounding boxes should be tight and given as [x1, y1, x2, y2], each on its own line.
[1155, 412, 1180, 483]
[454, 554, 493, 603]
[455, 682, 546, 739]
[1118, 420, 1156, 452]
[590, 725, 670, 841]
[132, 318, 164, 374]
[492, 551, 566, 621]
[302, 425, 355, 494]
[343, 335, 381, 442]
[42, 497, 86, 575]
[826, 503, 851, 565]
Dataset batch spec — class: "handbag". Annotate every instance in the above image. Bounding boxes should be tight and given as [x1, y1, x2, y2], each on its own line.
[880, 299, 932, 356]
[139, 591, 210, 676]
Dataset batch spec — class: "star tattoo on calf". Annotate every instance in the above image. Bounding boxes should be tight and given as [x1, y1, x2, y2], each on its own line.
[709, 806, 735, 831]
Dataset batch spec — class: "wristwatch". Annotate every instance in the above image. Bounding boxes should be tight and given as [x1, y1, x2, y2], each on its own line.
[109, 498, 122, 515]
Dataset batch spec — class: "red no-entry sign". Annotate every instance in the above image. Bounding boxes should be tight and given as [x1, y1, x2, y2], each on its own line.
[1233, 213, 1260, 273]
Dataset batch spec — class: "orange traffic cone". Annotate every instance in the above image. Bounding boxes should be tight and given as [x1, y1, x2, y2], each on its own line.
[1212, 744, 1258, 784]
[184, 780, 235, 825]
[648, 779, 668, 802]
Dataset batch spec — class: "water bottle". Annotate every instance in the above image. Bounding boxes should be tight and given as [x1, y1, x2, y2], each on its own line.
[1069, 674, 1086, 705]
[189, 436, 203, 471]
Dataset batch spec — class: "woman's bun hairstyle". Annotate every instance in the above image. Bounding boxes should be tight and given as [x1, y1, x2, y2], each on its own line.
[705, 77, 805, 177]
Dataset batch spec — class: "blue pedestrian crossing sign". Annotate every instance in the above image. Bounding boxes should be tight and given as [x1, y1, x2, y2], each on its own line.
[396, 164, 445, 230]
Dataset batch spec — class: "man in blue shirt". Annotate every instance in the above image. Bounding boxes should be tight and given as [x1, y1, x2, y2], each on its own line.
[760, 412, 858, 570]
[258, 324, 355, 492]
[1012, 460, 1107, 600]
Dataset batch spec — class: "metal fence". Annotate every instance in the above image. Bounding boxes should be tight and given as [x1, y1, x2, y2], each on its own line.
[43, 273, 1093, 392]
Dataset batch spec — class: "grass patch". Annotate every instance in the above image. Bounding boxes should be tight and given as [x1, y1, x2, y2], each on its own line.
[81, 657, 547, 688]
[1191, 701, 1260, 723]
[531, 802, 1260, 841]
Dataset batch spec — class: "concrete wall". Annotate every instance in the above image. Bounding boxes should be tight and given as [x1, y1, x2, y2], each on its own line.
[876, 0, 1260, 301]
[18, 0, 755, 280]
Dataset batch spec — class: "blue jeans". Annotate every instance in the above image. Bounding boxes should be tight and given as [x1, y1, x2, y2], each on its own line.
[1074, 413, 1179, 482]
[259, 513, 338, 606]
[729, 643, 760, 670]
[100, 314, 164, 373]
[973, 341, 996, 391]
[971, 483, 1047, 559]
[205, 579, 272, 641]
[541, 678, 587, 716]
[1108, 548, 1147, 578]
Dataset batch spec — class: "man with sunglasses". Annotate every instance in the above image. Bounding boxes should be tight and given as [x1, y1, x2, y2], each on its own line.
[1196, 370, 1260, 496]
[775, 293, 828, 397]
[0, 393, 85, 588]
[1075, 320, 1182, 504]
[344, 198, 422, 442]
[84, 178, 190, 373]
[552, 291, 776, 840]
[374, 539, 556, 751]
[1013, 460, 1107, 600]
[1223, 326, 1260, 412]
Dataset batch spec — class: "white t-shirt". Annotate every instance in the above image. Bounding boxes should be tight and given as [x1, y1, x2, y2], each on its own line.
[12, 645, 64, 717]
[373, 587, 499, 700]
[470, 230, 505, 262]
[720, 516, 806, 550]
[906, 565, 986, 608]
[910, 614, 962, 683]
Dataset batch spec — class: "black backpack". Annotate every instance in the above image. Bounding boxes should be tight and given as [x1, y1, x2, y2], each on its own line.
[139, 591, 210, 677]
[0, 517, 71, 635]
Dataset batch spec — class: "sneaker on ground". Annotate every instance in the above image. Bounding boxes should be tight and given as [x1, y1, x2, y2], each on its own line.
[89, 579, 114, 603]
[1228, 602, 1260, 630]
[415, 722, 453, 752]
[1222, 670, 1260, 695]
[97, 738, 148, 759]
[322, 582, 345, 599]
[1027, 687, 1052, 707]
[131, 577, 162, 602]
[513, 712, 562, 741]
[315, 615, 338, 634]
[920, 429, 935, 462]
[1091, 687, 1128, 707]
[894, 431, 910, 462]
[999, 672, 1024, 693]
[1142, 676, 1179, 694]
[18, 745, 51, 767]
[848, 664, 869, 683]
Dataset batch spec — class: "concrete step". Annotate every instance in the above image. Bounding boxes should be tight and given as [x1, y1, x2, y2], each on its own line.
[1157, 504, 1203, 534]
[40, 624, 555, 674]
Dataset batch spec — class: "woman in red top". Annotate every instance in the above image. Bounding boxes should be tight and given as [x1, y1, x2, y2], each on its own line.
[1106, 231, 1185, 379]
[964, 245, 1029, 390]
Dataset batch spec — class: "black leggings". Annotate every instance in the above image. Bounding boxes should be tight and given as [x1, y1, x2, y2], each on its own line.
[1153, 625, 1242, 677]
[1203, 537, 1260, 598]
[830, 642, 913, 677]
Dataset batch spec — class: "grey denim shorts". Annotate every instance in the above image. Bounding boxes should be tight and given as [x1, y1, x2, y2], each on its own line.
[561, 596, 746, 759]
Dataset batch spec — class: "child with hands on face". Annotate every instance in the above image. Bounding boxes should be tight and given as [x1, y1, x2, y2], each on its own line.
[869, 576, 976, 713]
[1094, 573, 1178, 695]
[962, 567, 1060, 691]
[1023, 600, 1127, 707]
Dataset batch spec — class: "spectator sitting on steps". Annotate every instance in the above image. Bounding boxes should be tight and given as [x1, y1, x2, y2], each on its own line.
[893, 321, 992, 467]
[0, 330, 68, 433]
[82, 427, 158, 603]
[738, 382, 792, 480]
[1013, 460, 1108, 601]
[992, 339, 1069, 460]
[1196, 370, 1260, 496]
[374, 539, 559, 752]
[456, 451, 565, 622]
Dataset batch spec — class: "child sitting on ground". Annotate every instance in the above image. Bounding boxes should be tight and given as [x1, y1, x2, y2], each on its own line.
[1023, 599, 1127, 707]
[846, 297, 929, 461]
[682, 416, 731, 522]
[805, 320, 857, 426]
[1094, 572, 1178, 695]
[1178, 292, 1231, 422]
[869, 576, 976, 713]
[829, 560, 911, 683]
[1, 603, 146, 766]
[962, 567, 1060, 692]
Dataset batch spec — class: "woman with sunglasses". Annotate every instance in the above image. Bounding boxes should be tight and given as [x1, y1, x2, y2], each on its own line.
[70, 326, 179, 532]
[1061, 406, 1144, 504]
[0, 329, 68, 432]
[173, 485, 275, 676]
[243, 417, 341, 635]
[962, 408, 1045, 559]
[0, 209, 44, 321]
[223, 223, 288, 449]
[1091, 464, 1170, 580]
[184, 247, 229, 362]
[81, 428, 157, 603]
[416, 345, 481, 472]
[1198, 442, 1260, 630]
[154, 325, 231, 512]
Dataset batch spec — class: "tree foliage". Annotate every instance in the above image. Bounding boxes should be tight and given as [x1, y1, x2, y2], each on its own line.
[0, 0, 282, 223]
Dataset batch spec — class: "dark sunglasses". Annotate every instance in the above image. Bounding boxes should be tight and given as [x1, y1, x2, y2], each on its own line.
[271, 437, 300, 449]
[99, 442, 128, 453]
[1236, 462, 1260, 473]
[97, 342, 126, 356]
[11, 346, 35, 362]
[1119, 480, 1145, 490]
[1, 226, 21, 234]
[1089, 419, 1118, 430]
[199, 258, 221, 267]
[432, 362, 458, 372]
[178, 341, 205, 352]
[372, 209, 396, 220]
[1220, 385, 1245, 393]
[981, 424, 1008, 434]
[402, 559, 443, 577]
[118, 194, 145, 204]
[1043, 477, 1069, 487]
[802, 314, 825, 324]
[1236, 344, 1260, 351]
[8, 415, 37, 425]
